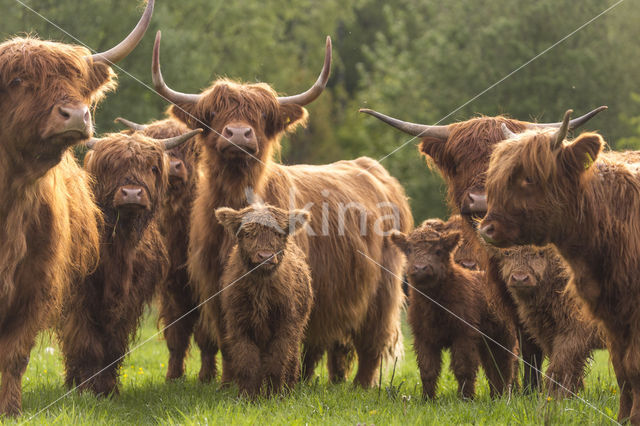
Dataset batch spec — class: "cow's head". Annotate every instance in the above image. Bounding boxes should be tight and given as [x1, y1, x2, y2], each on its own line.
[390, 219, 460, 287]
[359, 106, 606, 228]
[479, 110, 604, 248]
[215, 203, 310, 273]
[84, 128, 201, 234]
[0, 0, 154, 172]
[151, 31, 331, 167]
[498, 246, 561, 296]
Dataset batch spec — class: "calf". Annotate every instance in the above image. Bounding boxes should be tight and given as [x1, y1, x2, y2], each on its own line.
[391, 220, 516, 400]
[480, 110, 640, 423]
[116, 117, 218, 382]
[215, 203, 313, 398]
[60, 129, 199, 396]
[498, 245, 603, 397]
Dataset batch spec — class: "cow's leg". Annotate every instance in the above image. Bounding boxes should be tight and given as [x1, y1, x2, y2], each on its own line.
[610, 342, 633, 423]
[415, 342, 442, 400]
[451, 338, 479, 399]
[520, 328, 543, 392]
[327, 341, 354, 384]
[301, 344, 324, 382]
[0, 352, 30, 417]
[479, 335, 516, 398]
[545, 334, 591, 398]
[194, 318, 218, 383]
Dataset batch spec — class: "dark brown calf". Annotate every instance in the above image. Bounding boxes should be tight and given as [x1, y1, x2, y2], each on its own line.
[60, 129, 198, 396]
[216, 203, 313, 398]
[391, 220, 516, 399]
[498, 245, 604, 397]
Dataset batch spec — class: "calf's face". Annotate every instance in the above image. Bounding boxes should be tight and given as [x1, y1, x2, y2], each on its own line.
[498, 246, 551, 293]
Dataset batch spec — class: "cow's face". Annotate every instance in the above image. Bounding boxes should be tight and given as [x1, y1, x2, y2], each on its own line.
[391, 222, 460, 287]
[216, 204, 310, 273]
[84, 134, 168, 221]
[454, 239, 479, 270]
[480, 131, 603, 248]
[498, 246, 552, 294]
[171, 81, 306, 164]
[0, 38, 115, 166]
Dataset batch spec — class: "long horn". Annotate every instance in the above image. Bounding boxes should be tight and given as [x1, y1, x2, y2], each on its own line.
[152, 31, 202, 105]
[115, 117, 147, 131]
[527, 106, 607, 131]
[85, 138, 103, 149]
[277, 36, 332, 106]
[551, 110, 572, 149]
[501, 123, 517, 139]
[359, 108, 450, 140]
[88, 0, 154, 64]
[161, 129, 203, 150]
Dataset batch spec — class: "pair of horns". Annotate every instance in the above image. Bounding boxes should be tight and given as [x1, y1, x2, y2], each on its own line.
[85, 128, 202, 150]
[152, 31, 332, 106]
[86, 0, 154, 65]
[360, 106, 608, 141]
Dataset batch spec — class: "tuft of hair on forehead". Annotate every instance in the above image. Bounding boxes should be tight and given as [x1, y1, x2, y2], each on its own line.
[0, 36, 117, 105]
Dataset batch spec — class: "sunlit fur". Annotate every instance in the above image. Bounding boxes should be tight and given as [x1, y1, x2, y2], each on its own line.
[175, 80, 412, 388]
[390, 219, 516, 399]
[59, 133, 170, 396]
[0, 36, 117, 416]
[418, 116, 542, 389]
[498, 245, 604, 397]
[127, 118, 218, 382]
[216, 204, 313, 398]
[484, 129, 640, 423]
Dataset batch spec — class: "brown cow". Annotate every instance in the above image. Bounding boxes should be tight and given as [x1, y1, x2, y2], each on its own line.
[0, 1, 153, 415]
[115, 117, 218, 382]
[360, 105, 606, 390]
[391, 219, 516, 399]
[151, 31, 412, 387]
[479, 110, 640, 423]
[60, 129, 199, 396]
[498, 245, 604, 397]
[426, 215, 482, 270]
[215, 203, 313, 398]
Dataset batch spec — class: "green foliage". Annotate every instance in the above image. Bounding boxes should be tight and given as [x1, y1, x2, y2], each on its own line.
[2, 0, 639, 220]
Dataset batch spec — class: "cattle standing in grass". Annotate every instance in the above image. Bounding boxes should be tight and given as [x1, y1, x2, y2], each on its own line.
[60, 128, 200, 396]
[215, 203, 313, 398]
[480, 110, 640, 423]
[116, 117, 218, 382]
[390, 220, 516, 399]
[498, 245, 604, 397]
[360, 105, 606, 390]
[0, 1, 153, 415]
[152, 31, 412, 387]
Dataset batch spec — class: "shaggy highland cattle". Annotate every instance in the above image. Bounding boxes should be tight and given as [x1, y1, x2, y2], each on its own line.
[360, 105, 606, 390]
[0, 0, 153, 415]
[151, 31, 412, 387]
[60, 128, 200, 396]
[479, 110, 640, 423]
[498, 245, 604, 397]
[116, 117, 218, 382]
[426, 215, 481, 270]
[215, 203, 313, 398]
[391, 219, 516, 399]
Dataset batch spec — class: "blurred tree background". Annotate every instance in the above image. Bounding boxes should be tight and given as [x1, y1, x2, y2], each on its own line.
[1, 0, 638, 221]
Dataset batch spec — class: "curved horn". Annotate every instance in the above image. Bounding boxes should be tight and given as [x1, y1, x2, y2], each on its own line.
[161, 129, 203, 150]
[501, 123, 517, 139]
[551, 109, 572, 149]
[85, 137, 103, 150]
[527, 106, 607, 131]
[359, 108, 450, 140]
[88, 0, 154, 64]
[115, 117, 147, 131]
[152, 31, 202, 105]
[277, 36, 332, 106]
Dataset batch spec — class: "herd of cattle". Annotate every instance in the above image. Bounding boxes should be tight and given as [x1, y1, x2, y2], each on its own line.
[0, 0, 636, 423]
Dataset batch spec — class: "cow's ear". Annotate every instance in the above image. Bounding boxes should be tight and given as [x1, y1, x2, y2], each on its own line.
[419, 138, 446, 167]
[279, 104, 308, 133]
[561, 132, 603, 174]
[442, 231, 461, 253]
[215, 207, 242, 235]
[169, 103, 204, 130]
[390, 231, 410, 255]
[87, 62, 117, 98]
[287, 209, 311, 235]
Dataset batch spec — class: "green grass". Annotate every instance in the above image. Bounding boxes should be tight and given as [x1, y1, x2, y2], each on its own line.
[6, 311, 620, 425]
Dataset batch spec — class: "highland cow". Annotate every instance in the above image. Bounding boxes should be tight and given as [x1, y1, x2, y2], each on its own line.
[426, 215, 481, 270]
[116, 117, 218, 382]
[390, 219, 516, 399]
[215, 203, 313, 398]
[0, 1, 153, 415]
[479, 110, 640, 422]
[60, 128, 200, 396]
[152, 32, 412, 387]
[498, 245, 604, 397]
[360, 105, 606, 390]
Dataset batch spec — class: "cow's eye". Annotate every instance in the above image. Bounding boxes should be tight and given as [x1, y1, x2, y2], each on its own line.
[151, 165, 159, 175]
[9, 77, 22, 88]
[435, 249, 443, 256]
[523, 176, 535, 185]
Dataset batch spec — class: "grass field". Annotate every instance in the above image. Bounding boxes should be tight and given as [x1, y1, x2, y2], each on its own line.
[6, 311, 620, 425]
